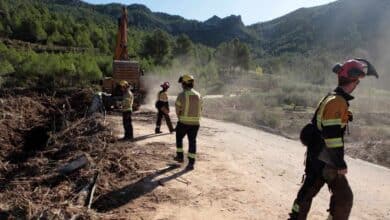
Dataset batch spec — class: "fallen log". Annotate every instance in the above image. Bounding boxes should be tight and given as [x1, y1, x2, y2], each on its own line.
[57, 155, 89, 175]
[76, 171, 99, 207]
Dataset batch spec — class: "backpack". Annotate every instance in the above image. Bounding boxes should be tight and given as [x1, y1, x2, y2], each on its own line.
[299, 93, 332, 147]
[300, 123, 320, 147]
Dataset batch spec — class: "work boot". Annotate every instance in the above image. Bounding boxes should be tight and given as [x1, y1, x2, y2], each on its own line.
[155, 128, 162, 134]
[173, 155, 184, 163]
[121, 136, 133, 141]
[185, 163, 194, 171]
[186, 158, 195, 170]
[169, 128, 176, 133]
[287, 212, 298, 220]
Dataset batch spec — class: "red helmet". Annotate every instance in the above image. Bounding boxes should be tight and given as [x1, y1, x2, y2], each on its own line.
[160, 82, 170, 89]
[332, 58, 378, 83]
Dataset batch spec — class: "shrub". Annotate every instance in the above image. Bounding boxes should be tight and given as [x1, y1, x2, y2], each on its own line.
[252, 110, 281, 129]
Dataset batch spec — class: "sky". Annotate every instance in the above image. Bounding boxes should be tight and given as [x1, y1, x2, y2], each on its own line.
[84, 0, 337, 25]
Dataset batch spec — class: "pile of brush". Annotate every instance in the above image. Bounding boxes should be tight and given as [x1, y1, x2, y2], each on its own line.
[0, 90, 145, 219]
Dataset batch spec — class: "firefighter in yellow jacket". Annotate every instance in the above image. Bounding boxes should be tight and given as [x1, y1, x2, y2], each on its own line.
[174, 74, 202, 170]
[155, 82, 174, 133]
[288, 59, 378, 220]
[119, 80, 134, 140]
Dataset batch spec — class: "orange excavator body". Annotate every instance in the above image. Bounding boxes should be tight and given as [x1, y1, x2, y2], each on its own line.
[102, 6, 145, 111]
[114, 6, 129, 60]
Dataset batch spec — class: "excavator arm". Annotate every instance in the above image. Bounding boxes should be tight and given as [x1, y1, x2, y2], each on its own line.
[114, 6, 129, 60]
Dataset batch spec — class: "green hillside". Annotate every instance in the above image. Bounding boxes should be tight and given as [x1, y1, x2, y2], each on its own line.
[0, 0, 251, 90]
[1, 0, 389, 90]
[2, 0, 390, 55]
[51, 0, 390, 57]
[250, 0, 390, 55]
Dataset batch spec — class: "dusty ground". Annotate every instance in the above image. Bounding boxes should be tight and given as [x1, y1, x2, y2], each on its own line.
[104, 107, 390, 220]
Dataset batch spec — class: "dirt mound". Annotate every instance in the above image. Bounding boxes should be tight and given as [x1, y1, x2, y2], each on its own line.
[0, 91, 173, 219]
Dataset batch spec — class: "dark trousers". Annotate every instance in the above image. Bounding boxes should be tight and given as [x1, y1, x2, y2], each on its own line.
[156, 109, 174, 132]
[176, 122, 199, 164]
[122, 111, 133, 139]
[289, 166, 353, 220]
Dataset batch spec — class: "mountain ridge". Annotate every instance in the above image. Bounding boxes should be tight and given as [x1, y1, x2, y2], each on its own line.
[78, 0, 390, 54]
[2, 0, 390, 56]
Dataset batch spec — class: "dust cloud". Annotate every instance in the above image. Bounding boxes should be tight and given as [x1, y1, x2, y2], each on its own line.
[353, 12, 390, 113]
[141, 62, 195, 108]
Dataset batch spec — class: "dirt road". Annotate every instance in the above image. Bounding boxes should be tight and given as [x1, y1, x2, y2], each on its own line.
[107, 108, 390, 220]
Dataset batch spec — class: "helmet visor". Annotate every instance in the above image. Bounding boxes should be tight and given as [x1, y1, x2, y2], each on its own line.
[355, 58, 379, 78]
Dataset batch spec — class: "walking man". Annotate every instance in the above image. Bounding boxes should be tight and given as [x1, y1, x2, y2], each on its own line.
[288, 59, 378, 220]
[155, 82, 175, 134]
[174, 74, 202, 170]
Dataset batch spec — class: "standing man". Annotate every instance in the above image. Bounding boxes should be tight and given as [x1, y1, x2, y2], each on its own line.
[174, 74, 202, 170]
[155, 82, 175, 134]
[87, 87, 111, 117]
[120, 80, 134, 140]
[288, 59, 378, 220]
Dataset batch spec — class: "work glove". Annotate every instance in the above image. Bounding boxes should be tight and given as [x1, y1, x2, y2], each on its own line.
[347, 111, 353, 122]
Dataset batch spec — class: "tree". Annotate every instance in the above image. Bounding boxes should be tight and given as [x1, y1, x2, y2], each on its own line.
[234, 39, 250, 70]
[77, 56, 103, 83]
[0, 0, 11, 37]
[90, 26, 106, 50]
[215, 38, 251, 71]
[75, 30, 93, 48]
[63, 34, 76, 47]
[215, 41, 234, 69]
[47, 30, 63, 46]
[17, 19, 47, 42]
[142, 29, 171, 65]
[0, 22, 4, 36]
[173, 34, 193, 57]
[45, 20, 58, 36]
[0, 60, 14, 76]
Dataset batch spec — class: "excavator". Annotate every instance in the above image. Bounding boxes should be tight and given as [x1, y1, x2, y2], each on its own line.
[101, 6, 145, 111]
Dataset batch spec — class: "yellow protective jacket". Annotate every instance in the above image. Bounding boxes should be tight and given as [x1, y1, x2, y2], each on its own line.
[156, 90, 169, 111]
[157, 90, 168, 102]
[175, 88, 202, 125]
[122, 89, 134, 112]
[317, 87, 353, 169]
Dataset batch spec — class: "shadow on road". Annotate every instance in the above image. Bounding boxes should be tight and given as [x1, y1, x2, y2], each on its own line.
[92, 164, 189, 212]
[132, 132, 172, 142]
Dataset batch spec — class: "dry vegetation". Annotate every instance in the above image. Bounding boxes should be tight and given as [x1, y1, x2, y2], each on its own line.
[203, 76, 390, 168]
[0, 90, 174, 219]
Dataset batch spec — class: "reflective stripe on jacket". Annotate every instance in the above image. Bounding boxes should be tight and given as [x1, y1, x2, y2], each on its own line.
[122, 89, 134, 112]
[317, 87, 353, 169]
[175, 89, 202, 125]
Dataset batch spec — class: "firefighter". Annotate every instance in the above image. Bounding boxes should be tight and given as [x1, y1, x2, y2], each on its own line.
[155, 82, 175, 134]
[119, 80, 134, 140]
[174, 74, 202, 170]
[87, 91, 110, 117]
[288, 59, 378, 220]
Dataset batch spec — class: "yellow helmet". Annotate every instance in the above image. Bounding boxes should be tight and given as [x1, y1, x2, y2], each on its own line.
[119, 80, 129, 87]
[178, 74, 194, 83]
